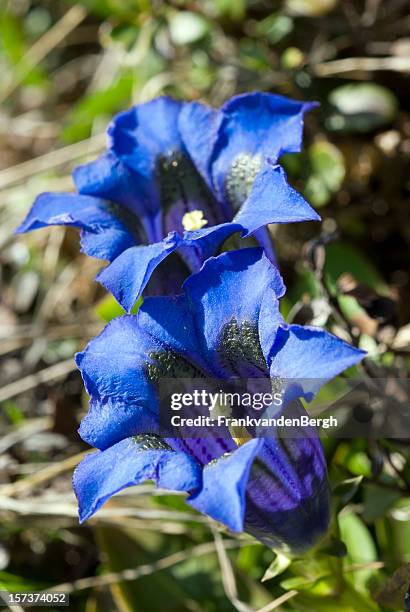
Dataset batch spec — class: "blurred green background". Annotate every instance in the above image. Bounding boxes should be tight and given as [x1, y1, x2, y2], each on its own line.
[0, 1, 409, 610]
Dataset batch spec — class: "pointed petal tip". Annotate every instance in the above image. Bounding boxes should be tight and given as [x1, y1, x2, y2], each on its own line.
[96, 267, 134, 313]
[14, 221, 28, 235]
[351, 346, 368, 363]
[183, 246, 265, 287]
[74, 350, 85, 369]
[303, 100, 320, 112]
[296, 207, 321, 223]
[78, 509, 91, 524]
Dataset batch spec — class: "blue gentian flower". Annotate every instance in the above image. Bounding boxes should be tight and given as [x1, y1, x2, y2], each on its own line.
[73, 248, 364, 552]
[17, 93, 319, 311]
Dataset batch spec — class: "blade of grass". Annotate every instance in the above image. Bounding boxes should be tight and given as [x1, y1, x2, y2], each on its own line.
[0, 5, 87, 104]
[45, 540, 252, 594]
[0, 133, 105, 190]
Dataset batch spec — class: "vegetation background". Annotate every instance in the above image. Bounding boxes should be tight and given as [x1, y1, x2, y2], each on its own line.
[0, 0, 409, 610]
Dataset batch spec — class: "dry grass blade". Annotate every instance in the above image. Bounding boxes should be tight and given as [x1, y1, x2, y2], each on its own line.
[255, 590, 298, 612]
[45, 540, 247, 594]
[0, 5, 87, 104]
[212, 526, 253, 612]
[0, 494, 208, 524]
[0, 590, 25, 612]
[0, 134, 105, 190]
[0, 451, 88, 497]
[0, 417, 51, 454]
[345, 561, 385, 572]
[314, 56, 410, 77]
[2, 322, 101, 341]
[0, 358, 77, 403]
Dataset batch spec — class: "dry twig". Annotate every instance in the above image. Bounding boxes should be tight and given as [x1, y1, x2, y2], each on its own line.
[0, 358, 77, 403]
[212, 526, 253, 612]
[0, 6, 87, 104]
[0, 134, 105, 190]
[314, 56, 410, 77]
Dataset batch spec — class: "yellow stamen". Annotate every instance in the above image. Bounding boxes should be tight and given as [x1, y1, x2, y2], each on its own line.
[229, 424, 251, 447]
[182, 210, 208, 231]
[209, 401, 251, 448]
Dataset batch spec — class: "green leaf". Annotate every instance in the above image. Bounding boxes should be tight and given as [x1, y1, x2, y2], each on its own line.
[70, 0, 148, 19]
[386, 498, 410, 562]
[362, 484, 401, 522]
[213, 0, 246, 21]
[261, 551, 291, 582]
[328, 83, 398, 133]
[25, 8, 52, 37]
[0, 12, 47, 87]
[338, 511, 378, 592]
[281, 47, 304, 70]
[296, 581, 380, 611]
[323, 242, 388, 295]
[358, 334, 379, 358]
[169, 12, 210, 46]
[96, 526, 194, 612]
[62, 73, 134, 143]
[288, 266, 321, 303]
[314, 141, 345, 189]
[333, 476, 363, 508]
[0, 12, 25, 63]
[337, 295, 366, 320]
[256, 15, 294, 44]
[95, 294, 142, 322]
[345, 451, 372, 478]
[305, 141, 345, 207]
[0, 571, 48, 592]
[236, 544, 268, 581]
[2, 400, 25, 424]
[240, 40, 271, 71]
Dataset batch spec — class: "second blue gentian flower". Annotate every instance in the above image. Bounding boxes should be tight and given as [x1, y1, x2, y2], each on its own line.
[73, 248, 364, 552]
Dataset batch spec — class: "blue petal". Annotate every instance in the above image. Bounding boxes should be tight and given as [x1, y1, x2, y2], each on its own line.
[268, 324, 366, 402]
[74, 151, 161, 242]
[244, 426, 330, 552]
[166, 437, 237, 467]
[138, 295, 210, 372]
[76, 316, 160, 449]
[138, 296, 239, 463]
[16, 192, 135, 260]
[78, 228, 135, 260]
[257, 286, 284, 364]
[107, 98, 226, 241]
[178, 164, 319, 267]
[181, 222, 243, 264]
[188, 438, 262, 532]
[107, 97, 185, 177]
[139, 295, 238, 462]
[252, 226, 277, 265]
[183, 248, 285, 373]
[78, 298, 234, 464]
[234, 163, 320, 235]
[74, 436, 202, 522]
[211, 92, 317, 202]
[143, 253, 190, 297]
[97, 233, 181, 312]
[178, 101, 222, 190]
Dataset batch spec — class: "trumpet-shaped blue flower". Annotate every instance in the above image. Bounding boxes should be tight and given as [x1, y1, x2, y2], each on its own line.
[73, 248, 364, 551]
[17, 94, 319, 311]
